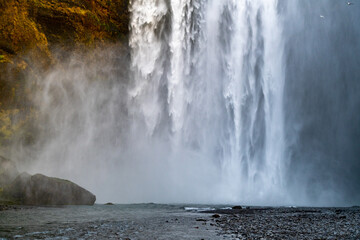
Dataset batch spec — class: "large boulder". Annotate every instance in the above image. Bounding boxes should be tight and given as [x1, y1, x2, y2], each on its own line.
[3, 172, 96, 205]
[0, 156, 19, 188]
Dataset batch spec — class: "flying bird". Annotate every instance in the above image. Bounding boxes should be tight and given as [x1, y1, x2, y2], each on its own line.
[347, 2, 354, 5]
[320, 15, 325, 18]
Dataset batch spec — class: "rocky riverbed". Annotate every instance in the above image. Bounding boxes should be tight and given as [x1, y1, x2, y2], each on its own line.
[1, 204, 359, 239]
[204, 206, 360, 239]
[0, 204, 219, 239]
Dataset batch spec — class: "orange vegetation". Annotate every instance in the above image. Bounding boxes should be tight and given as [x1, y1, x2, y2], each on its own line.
[0, 0, 130, 146]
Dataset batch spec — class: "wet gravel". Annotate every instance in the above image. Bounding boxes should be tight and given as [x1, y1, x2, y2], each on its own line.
[0, 205, 26, 211]
[1, 205, 359, 239]
[204, 207, 360, 239]
[0, 204, 219, 240]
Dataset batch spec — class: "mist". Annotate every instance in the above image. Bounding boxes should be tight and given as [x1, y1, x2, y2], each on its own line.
[283, 0, 360, 206]
[8, 0, 360, 206]
[14, 47, 224, 204]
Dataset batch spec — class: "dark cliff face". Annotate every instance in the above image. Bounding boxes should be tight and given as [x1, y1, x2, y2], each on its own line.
[0, 0, 129, 53]
[0, 0, 130, 146]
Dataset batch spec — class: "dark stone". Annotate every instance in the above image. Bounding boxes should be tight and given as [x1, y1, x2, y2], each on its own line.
[335, 209, 343, 214]
[232, 206, 243, 210]
[0, 204, 18, 211]
[212, 214, 220, 218]
[196, 218, 207, 222]
[3, 172, 96, 205]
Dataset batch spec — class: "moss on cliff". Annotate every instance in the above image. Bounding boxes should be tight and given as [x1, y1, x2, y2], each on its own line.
[0, 0, 129, 52]
[0, 0, 130, 146]
[27, 0, 130, 47]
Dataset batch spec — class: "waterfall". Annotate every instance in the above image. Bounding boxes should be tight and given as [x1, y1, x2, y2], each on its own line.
[128, 0, 286, 203]
[23, 0, 360, 205]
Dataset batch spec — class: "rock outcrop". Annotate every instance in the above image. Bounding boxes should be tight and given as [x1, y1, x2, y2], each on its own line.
[3, 173, 96, 205]
[0, 156, 96, 206]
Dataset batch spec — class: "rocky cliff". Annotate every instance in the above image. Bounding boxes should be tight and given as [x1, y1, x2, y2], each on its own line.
[0, 0, 130, 146]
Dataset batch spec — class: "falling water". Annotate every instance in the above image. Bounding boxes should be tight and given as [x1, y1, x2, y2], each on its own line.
[18, 0, 360, 206]
[128, 0, 286, 203]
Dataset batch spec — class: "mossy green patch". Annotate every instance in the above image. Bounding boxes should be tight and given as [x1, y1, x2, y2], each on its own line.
[0, 0, 130, 147]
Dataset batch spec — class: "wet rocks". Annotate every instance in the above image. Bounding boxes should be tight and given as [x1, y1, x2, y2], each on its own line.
[0, 204, 18, 211]
[210, 207, 360, 239]
[196, 219, 207, 222]
[0, 155, 96, 206]
[232, 206, 243, 210]
[3, 172, 96, 205]
[202, 207, 255, 215]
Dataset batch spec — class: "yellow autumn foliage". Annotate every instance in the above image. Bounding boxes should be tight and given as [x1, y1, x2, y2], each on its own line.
[0, 109, 20, 145]
[0, 0, 50, 59]
[0, 0, 130, 146]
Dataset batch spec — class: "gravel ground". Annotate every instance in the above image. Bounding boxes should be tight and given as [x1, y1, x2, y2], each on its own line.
[1, 205, 359, 239]
[203, 207, 360, 240]
[0, 205, 22, 211]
